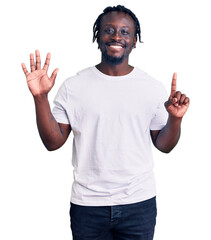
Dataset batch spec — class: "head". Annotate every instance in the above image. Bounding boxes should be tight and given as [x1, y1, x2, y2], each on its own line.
[93, 5, 142, 65]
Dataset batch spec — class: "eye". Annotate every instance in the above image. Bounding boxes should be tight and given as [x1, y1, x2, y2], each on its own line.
[104, 28, 115, 34]
[121, 29, 129, 35]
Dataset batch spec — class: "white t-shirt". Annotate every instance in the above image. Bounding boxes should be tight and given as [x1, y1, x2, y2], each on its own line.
[52, 66, 168, 206]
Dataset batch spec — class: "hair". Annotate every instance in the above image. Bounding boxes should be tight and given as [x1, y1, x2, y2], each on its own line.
[93, 5, 142, 44]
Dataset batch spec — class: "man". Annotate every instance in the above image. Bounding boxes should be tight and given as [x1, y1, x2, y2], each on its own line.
[22, 5, 189, 240]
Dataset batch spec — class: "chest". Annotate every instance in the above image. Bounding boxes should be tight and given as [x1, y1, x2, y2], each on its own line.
[78, 82, 155, 114]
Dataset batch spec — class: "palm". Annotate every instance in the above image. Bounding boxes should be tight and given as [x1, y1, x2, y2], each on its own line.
[26, 69, 53, 96]
[22, 50, 58, 97]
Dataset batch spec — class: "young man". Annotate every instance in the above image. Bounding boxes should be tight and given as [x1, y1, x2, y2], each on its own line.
[22, 5, 189, 240]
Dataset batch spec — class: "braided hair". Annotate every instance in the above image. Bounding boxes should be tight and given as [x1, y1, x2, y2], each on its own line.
[93, 5, 142, 44]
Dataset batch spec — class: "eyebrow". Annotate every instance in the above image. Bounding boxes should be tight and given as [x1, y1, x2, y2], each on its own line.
[102, 24, 129, 28]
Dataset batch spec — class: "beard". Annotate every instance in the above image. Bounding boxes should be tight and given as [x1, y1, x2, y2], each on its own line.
[102, 49, 125, 65]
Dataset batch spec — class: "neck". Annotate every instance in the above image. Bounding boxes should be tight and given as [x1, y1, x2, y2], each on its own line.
[96, 58, 134, 76]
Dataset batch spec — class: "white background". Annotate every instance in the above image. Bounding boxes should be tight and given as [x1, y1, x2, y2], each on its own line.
[1, 0, 210, 239]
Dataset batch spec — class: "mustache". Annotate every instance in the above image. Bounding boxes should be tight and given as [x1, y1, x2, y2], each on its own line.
[105, 40, 126, 47]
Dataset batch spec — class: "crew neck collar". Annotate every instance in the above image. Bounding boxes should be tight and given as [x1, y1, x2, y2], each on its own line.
[92, 66, 136, 80]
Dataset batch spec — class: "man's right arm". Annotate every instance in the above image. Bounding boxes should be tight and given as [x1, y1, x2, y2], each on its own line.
[34, 95, 71, 151]
[22, 50, 71, 151]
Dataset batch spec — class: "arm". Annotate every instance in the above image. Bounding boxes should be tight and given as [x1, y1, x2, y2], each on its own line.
[22, 50, 71, 151]
[34, 95, 71, 151]
[151, 73, 190, 153]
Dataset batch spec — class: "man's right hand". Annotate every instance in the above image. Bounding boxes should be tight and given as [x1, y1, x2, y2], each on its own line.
[22, 50, 59, 97]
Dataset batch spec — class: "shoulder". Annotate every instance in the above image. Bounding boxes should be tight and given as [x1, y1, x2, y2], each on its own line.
[134, 67, 165, 89]
[134, 67, 163, 86]
[134, 67, 167, 96]
[76, 67, 94, 76]
[63, 67, 94, 85]
[56, 67, 95, 95]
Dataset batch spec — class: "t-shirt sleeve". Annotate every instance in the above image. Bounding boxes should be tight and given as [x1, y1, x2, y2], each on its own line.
[52, 82, 70, 124]
[150, 84, 168, 130]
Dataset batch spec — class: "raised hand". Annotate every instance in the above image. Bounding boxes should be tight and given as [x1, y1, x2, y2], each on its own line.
[22, 50, 59, 97]
[165, 73, 190, 118]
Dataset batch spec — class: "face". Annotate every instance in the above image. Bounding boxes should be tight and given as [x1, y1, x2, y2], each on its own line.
[97, 11, 137, 65]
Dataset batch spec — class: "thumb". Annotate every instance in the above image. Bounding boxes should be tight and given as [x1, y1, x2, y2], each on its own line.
[50, 68, 59, 85]
[165, 97, 177, 108]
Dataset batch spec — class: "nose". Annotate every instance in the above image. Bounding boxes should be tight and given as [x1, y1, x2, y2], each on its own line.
[112, 31, 122, 41]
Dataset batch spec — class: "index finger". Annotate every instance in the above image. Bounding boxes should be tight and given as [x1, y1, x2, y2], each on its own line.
[43, 52, 51, 71]
[170, 72, 177, 98]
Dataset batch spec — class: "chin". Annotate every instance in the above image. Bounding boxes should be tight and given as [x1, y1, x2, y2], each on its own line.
[103, 52, 125, 65]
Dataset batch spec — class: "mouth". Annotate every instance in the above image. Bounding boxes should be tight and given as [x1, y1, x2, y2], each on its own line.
[106, 43, 125, 48]
[107, 43, 124, 54]
[109, 45, 123, 50]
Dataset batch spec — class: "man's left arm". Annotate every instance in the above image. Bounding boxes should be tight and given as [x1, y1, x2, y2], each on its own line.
[151, 73, 190, 153]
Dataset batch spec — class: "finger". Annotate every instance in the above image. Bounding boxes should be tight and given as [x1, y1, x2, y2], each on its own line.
[184, 97, 190, 106]
[43, 52, 51, 71]
[165, 97, 177, 109]
[171, 97, 178, 104]
[30, 53, 35, 72]
[170, 72, 177, 98]
[35, 50, 41, 70]
[50, 68, 59, 85]
[21, 63, 30, 77]
[169, 97, 179, 107]
[175, 91, 181, 102]
[179, 94, 186, 105]
[173, 98, 179, 107]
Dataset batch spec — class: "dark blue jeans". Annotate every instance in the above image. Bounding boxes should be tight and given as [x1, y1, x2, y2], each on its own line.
[70, 197, 157, 240]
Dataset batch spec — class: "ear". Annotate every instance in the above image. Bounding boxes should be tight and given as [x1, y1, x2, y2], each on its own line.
[133, 36, 137, 48]
[96, 32, 100, 49]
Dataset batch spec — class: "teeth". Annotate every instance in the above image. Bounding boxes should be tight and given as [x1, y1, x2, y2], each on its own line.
[110, 45, 122, 49]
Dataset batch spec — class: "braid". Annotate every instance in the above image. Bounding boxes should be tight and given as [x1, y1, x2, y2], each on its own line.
[93, 5, 142, 43]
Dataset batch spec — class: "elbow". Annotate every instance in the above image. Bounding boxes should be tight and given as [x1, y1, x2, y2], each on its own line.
[159, 148, 172, 154]
[45, 145, 57, 151]
[45, 144, 63, 151]
[46, 146, 57, 151]
[43, 142, 62, 151]
[154, 143, 174, 154]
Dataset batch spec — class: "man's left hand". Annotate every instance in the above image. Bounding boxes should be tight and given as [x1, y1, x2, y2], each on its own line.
[165, 73, 190, 118]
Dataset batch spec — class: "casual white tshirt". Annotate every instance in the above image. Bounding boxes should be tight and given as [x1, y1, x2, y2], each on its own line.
[52, 66, 168, 206]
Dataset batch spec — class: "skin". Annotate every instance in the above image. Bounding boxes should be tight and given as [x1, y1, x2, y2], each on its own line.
[96, 11, 137, 76]
[22, 51, 71, 151]
[22, 11, 189, 153]
[152, 72, 189, 153]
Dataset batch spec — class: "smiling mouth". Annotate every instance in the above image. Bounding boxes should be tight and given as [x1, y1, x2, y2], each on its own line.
[106, 42, 125, 48]
[106, 44, 125, 51]
[109, 45, 123, 49]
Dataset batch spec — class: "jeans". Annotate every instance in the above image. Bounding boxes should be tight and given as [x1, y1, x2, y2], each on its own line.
[70, 197, 157, 240]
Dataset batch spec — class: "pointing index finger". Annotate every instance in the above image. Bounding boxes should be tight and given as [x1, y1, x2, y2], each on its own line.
[170, 72, 177, 98]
